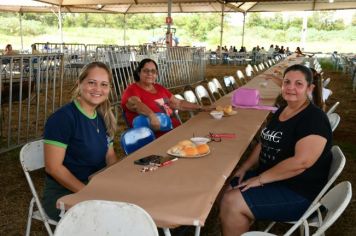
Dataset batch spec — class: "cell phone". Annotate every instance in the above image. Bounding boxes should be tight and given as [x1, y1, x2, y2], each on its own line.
[134, 155, 162, 165]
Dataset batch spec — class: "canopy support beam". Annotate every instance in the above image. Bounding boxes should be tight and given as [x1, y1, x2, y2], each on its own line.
[166, 0, 172, 47]
[19, 12, 23, 51]
[241, 12, 246, 47]
[219, 3, 225, 59]
[301, 13, 308, 51]
[124, 14, 127, 46]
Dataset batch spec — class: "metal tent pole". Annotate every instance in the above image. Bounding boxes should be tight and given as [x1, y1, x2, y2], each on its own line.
[241, 12, 246, 47]
[19, 12, 23, 51]
[219, 3, 225, 62]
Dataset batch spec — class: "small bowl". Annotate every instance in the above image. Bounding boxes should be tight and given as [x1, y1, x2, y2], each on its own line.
[190, 137, 210, 145]
[210, 111, 224, 120]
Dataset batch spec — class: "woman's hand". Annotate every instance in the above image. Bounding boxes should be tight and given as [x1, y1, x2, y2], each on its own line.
[226, 167, 247, 191]
[238, 175, 263, 192]
[148, 113, 161, 131]
[234, 168, 247, 185]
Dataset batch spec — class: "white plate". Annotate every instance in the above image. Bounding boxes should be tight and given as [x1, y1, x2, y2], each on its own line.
[167, 149, 210, 158]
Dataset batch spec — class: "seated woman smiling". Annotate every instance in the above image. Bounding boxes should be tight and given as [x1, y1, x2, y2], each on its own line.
[43, 62, 118, 221]
[219, 64, 332, 236]
[121, 58, 211, 137]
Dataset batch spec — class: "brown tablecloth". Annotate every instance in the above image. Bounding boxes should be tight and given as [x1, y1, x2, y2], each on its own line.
[57, 55, 304, 228]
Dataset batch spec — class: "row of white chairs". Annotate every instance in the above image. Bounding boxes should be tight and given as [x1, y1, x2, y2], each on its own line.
[174, 55, 285, 120]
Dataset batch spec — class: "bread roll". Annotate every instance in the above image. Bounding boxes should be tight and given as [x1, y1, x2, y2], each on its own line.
[181, 146, 199, 157]
[223, 105, 233, 115]
[178, 140, 194, 147]
[196, 144, 210, 155]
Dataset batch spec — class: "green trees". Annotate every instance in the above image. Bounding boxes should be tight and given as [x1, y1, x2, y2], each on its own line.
[246, 12, 346, 31]
[174, 13, 221, 41]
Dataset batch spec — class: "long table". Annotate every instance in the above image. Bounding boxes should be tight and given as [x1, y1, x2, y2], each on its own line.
[57, 55, 304, 235]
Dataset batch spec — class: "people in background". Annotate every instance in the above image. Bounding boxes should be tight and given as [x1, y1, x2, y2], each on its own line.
[121, 58, 211, 137]
[220, 64, 332, 235]
[42, 62, 118, 221]
[279, 46, 285, 54]
[295, 46, 305, 56]
[4, 44, 16, 55]
[31, 44, 41, 54]
[239, 46, 246, 53]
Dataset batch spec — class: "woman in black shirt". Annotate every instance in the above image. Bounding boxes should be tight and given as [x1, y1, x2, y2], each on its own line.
[220, 64, 332, 236]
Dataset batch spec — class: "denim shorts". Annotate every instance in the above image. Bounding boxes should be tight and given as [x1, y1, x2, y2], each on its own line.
[230, 172, 311, 222]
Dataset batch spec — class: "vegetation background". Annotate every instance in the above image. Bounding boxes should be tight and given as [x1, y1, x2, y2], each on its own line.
[0, 11, 355, 53]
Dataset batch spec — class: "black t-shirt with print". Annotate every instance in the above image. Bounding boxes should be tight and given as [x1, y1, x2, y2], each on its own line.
[258, 102, 332, 201]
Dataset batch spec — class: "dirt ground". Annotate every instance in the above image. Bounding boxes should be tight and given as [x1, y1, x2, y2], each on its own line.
[0, 61, 355, 236]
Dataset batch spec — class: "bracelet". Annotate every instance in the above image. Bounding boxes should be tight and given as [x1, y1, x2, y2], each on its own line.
[258, 175, 264, 186]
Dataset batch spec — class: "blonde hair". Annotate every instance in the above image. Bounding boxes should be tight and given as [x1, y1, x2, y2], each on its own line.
[72, 62, 117, 137]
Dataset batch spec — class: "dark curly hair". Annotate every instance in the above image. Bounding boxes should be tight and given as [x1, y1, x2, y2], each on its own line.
[133, 58, 158, 82]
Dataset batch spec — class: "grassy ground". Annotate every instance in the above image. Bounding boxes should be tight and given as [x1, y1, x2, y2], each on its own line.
[0, 61, 355, 235]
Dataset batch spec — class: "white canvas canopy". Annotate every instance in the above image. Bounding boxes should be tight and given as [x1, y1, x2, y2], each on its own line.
[0, 0, 354, 13]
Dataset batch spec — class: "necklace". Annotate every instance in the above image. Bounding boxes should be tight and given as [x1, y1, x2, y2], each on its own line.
[90, 115, 100, 133]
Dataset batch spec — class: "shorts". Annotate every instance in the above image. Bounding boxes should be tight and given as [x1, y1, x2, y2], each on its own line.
[42, 175, 73, 221]
[231, 171, 311, 222]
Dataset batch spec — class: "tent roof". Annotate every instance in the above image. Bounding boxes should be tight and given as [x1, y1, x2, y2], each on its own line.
[0, 0, 355, 13]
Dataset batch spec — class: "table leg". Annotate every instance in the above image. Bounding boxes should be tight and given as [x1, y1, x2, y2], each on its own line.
[194, 226, 201, 236]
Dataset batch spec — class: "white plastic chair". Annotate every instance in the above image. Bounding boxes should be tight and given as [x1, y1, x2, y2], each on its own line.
[207, 81, 222, 100]
[323, 77, 331, 88]
[54, 200, 159, 236]
[245, 66, 253, 79]
[258, 63, 264, 71]
[264, 145, 346, 233]
[20, 139, 57, 236]
[243, 181, 352, 236]
[183, 90, 200, 105]
[326, 101, 340, 115]
[223, 76, 238, 92]
[253, 65, 259, 73]
[327, 113, 341, 132]
[212, 78, 226, 95]
[195, 84, 214, 105]
[236, 70, 246, 85]
[183, 90, 200, 117]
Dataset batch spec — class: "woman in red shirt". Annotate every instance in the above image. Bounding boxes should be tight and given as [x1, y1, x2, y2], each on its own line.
[121, 58, 209, 137]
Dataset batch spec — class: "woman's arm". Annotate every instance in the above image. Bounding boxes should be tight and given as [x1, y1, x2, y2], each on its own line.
[169, 96, 213, 111]
[44, 144, 85, 192]
[126, 96, 160, 130]
[238, 143, 261, 172]
[239, 135, 327, 191]
[106, 146, 118, 166]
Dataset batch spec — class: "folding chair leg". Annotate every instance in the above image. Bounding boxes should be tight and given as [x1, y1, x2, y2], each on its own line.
[264, 221, 276, 232]
[25, 198, 35, 236]
[163, 228, 171, 236]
